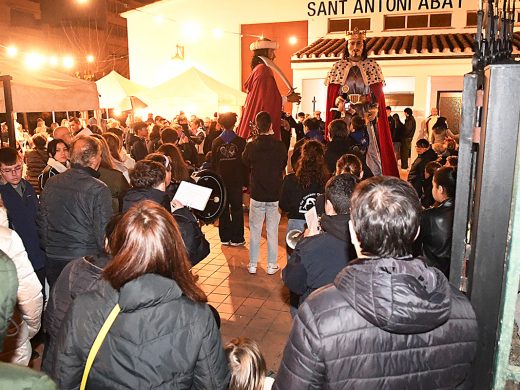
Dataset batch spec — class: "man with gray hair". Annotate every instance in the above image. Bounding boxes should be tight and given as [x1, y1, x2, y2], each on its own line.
[39, 136, 112, 288]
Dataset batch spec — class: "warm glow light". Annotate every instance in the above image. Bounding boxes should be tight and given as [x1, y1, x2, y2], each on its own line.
[86, 54, 95, 63]
[220, 105, 230, 112]
[154, 15, 164, 25]
[49, 56, 59, 66]
[63, 56, 75, 69]
[182, 21, 202, 42]
[113, 108, 122, 117]
[24, 52, 46, 70]
[289, 36, 298, 45]
[6, 46, 18, 58]
[212, 28, 224, 39]
[260, 34, 264, 40]
[76, 0, 88, 4]
[135, 109, 147, 119]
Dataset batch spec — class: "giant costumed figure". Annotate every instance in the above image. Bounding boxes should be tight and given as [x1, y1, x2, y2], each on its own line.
[325, 28, 399, 177]
[237, 38, 301, 141]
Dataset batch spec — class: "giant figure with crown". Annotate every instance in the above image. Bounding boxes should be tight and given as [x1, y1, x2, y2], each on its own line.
[325, 28, 399, 177]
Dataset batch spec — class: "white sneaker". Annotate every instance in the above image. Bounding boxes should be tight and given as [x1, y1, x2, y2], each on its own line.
[267, 265, 280, 275]
[248, 264, 257, 274]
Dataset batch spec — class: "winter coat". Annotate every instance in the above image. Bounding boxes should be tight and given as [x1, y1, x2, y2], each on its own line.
[172, 207, 210, 267]
[408, 148, 438, 198]
[324, 137, 350, 173]
[211, 133, 247, 189]
[418, 198, 455, 277]
[41, 253, 109, 374]
[0, 180, 46, 271]
[283, 214, 352, 305]
[274, 257, 478, 390]
[38, 165, 113, 259]
[130, 137, 148, 162]
[0, 227, 43, 366]
[52, 274, 230, 389]
[97, 166, 130, 213]
[24, 148, 48, 195]
[0, 251, 57, 389]
[122, 190, 209, 266]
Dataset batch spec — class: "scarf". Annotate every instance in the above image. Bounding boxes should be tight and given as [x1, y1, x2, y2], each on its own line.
[47, 158, 69, 173]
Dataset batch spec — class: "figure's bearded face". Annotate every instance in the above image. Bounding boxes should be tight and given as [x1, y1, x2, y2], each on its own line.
[348, 38, 364, 61]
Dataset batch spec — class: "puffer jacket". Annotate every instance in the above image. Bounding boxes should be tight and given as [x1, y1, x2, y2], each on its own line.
[41, 254, 109, 374]
[0, 226, 43, 366]
[0, 250, 57, 389]
[38, 165, 113, 259]
[52, 274, 230, 389]
[274, 257, 478, 390]
[24, 148, 48, 195]
[173, 207, 210, 267]
[418, 198, 455, 277]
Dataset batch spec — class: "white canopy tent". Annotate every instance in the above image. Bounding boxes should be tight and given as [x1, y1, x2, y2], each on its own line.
[142, 67, 246, 118]
[96, 70, 149, 112]
[0, 58, 100, 113]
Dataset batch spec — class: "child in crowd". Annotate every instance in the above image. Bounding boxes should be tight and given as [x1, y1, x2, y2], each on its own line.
[422, 161, 442, 208]
[225, 338, 274, 390]
[446, 156, 458, 168]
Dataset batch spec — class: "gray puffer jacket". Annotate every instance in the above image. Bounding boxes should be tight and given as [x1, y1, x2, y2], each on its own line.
[52, 274, 230, 389]
[274, 257, 478, 390]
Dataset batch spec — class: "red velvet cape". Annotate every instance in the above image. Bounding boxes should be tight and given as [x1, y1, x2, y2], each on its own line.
[237, 64, 282, 140]
[325, 82, 399, 177]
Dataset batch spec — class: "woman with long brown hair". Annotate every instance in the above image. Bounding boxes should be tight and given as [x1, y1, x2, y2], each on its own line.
[280, 140, 329, 242]
[52, 201, 230, 389]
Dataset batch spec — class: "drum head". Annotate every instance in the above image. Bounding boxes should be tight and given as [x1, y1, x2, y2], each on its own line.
[191, 169, 227, 224]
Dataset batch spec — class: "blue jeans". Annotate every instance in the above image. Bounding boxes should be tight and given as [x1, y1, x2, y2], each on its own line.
[248, 199, 280, 266]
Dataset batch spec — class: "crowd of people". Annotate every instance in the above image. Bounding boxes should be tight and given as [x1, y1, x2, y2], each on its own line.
[0, 107, 477, 389]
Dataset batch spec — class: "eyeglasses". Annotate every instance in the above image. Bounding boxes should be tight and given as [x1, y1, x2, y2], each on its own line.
[1, 165, 22, 175]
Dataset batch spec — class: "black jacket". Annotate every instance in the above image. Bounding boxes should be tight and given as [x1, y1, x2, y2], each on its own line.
[274, 257, 478, 390]
[418, 198, 455, 277]
[42, 253, 109, 374]
[408, 148, 438, 198]
[52, 274, 230, 389]
[38, 166, 113, 259]
[122, 189, 209, 267]
[283, 214, 352, 305]
[242, 135, 287, 202]
[404, 115, 416, 139]
[324, 138, 350, 173]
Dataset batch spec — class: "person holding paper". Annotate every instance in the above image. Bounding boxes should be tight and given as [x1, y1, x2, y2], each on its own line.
[242, 112, 287, 275]
[282, 174, 357, 313]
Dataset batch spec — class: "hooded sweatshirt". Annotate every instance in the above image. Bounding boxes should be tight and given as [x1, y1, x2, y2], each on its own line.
[274, 257, 478, 390]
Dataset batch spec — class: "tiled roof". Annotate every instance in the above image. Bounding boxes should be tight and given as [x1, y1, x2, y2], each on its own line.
[293, 32, 520, 60]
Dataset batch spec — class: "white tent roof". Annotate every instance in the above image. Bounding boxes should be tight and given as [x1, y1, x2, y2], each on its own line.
[0, 58, 99, 112]
[96, 70, 149, 111]
[142, 67, 246, 117]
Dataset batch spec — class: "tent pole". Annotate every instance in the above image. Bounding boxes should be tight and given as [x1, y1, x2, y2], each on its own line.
[23, 113, 29, 134]
[0, 75, 16, 148]
[52, 111, 56, 123]
[105, 108, 109, 119]
[66, 111, 70, 121]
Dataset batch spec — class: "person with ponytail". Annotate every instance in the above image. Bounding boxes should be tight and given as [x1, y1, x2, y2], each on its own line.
[417, 166, 457, 277]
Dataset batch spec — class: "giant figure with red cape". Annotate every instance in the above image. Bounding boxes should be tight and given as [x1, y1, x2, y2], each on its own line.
[237, 38, 300, 140]
[325, 28, 399, 177]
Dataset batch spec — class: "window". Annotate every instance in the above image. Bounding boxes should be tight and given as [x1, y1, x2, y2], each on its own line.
[328, 18, 371, 33]
[384, 16, 405, 30]
[467, 11, 478, 27]
[430, 13, 452, 27]
[407, 14, 428, 28]
[384, 13, 452, 30]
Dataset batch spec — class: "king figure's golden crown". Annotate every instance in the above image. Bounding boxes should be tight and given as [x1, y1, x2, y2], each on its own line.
[346, 27, 366, 41]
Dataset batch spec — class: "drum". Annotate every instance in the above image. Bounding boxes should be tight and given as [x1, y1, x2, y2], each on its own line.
[191, 169, 227, 224]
